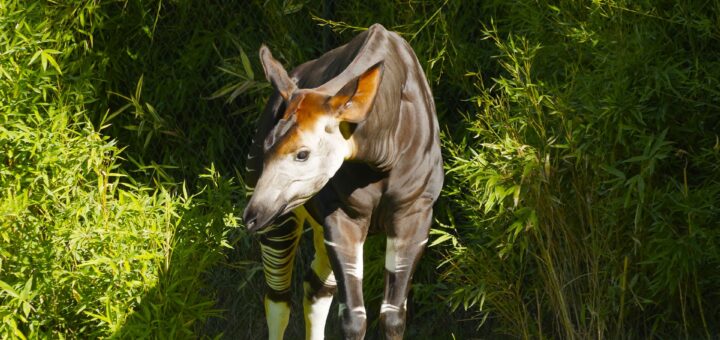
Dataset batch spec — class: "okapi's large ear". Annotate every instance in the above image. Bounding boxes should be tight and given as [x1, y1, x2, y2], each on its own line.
[259, 44, 297, 100]
[329, 61, 384, 123]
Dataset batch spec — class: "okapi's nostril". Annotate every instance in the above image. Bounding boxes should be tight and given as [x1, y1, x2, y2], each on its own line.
[246, 218, 257, 231]
[243, 207, 257, 231]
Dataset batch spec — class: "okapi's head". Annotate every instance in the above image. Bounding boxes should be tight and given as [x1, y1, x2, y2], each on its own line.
[243, 45, 384, 232]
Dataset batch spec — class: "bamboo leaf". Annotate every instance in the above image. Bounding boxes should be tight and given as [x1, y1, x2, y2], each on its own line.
[0, 280, 19, 298]
[240, 49, 253, 79]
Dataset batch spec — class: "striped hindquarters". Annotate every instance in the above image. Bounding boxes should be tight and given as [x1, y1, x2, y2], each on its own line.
[259, 212, 304, 300]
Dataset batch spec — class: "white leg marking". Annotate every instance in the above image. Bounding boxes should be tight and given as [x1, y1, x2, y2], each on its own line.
[324, 239, 339, 248]
[302, 209, 336, 339]
[385, 237, 408, 273]
[345, 243, 364, 279]
[265, 297, 290, 340]
[304, 289, 334, 340]
[380, 303, 401, 314]
[351, 306, 367, 319]
[317, 270, 336, 287]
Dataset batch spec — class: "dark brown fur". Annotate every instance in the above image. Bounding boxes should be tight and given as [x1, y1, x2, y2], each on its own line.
[246, 24, 443, 339]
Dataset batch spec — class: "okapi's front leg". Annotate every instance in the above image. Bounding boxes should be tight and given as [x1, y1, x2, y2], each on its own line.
[323, 210, 369, 340]
[381, 199, 434, 339]
[299, 208, 337, 340]
[259, 213, 303, 340]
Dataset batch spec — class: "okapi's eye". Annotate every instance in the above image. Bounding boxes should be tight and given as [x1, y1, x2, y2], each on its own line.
[295, 149, 310, 162]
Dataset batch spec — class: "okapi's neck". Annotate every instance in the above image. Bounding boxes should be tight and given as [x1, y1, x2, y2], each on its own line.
[346, 71, 403, 172]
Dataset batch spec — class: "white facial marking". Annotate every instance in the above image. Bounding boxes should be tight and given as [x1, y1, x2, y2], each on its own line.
[253, 115, 352, 217]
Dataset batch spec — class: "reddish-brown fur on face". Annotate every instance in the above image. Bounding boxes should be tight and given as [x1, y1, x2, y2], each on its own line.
[269, 62, 383, 158]
[272, 90, 330, 156]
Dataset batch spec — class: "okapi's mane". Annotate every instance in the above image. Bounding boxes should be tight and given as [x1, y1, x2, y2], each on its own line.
[264, 114, 296, 153]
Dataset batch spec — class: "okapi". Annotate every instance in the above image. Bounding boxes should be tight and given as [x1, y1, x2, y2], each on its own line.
[243, 24, 443, 339]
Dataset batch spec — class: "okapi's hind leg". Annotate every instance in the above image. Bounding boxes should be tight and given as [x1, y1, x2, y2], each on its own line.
[381, 199, 434, 340]
[260, 213, 303, 340]
[298, 208, 337, 340]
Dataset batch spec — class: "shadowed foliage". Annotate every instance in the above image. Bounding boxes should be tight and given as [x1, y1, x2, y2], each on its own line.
[1, 0, 719, 339]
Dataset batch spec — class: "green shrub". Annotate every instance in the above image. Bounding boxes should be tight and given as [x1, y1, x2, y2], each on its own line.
[2, 0, 719, 338]
[440, 2, 720, 338]
[0, 1, 246, 338]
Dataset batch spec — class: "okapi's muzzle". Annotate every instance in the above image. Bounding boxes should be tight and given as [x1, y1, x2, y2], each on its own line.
[242, 198, 287, 233]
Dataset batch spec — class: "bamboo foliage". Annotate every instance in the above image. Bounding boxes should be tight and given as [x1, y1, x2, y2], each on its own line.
[1, 0, 719, 338]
